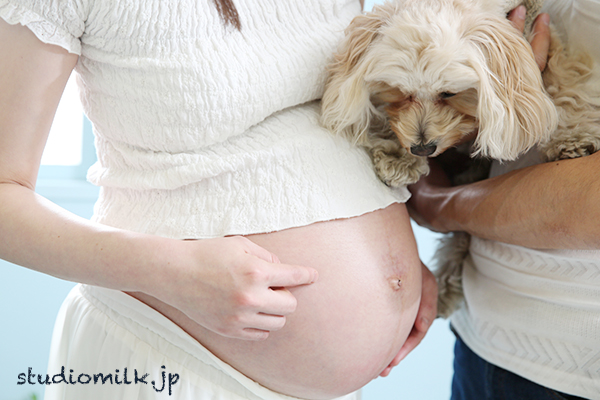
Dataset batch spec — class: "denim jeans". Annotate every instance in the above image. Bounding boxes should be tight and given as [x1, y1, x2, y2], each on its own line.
[452, 333, 589, 400]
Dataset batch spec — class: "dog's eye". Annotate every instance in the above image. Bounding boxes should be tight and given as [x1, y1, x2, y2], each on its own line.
[440, 92, 456, 99]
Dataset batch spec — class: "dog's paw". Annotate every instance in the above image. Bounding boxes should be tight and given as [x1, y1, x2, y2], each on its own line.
[543, 134, 600, 161]
[372, 147, 429, 187]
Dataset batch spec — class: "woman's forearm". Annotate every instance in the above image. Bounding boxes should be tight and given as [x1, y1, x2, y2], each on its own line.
[0, 181, 319, 339]
[413, 152, 600, 250]
[0, 182, 172, 292]
[0, 20, 181, 302]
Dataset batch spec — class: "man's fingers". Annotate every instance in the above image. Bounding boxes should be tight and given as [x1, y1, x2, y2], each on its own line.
[399, 311, 434, 362]
[530, 13, 551, 71]
[379, 346, 406, 377]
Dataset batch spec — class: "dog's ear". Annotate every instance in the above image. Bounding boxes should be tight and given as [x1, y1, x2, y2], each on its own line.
[321, 4, 396, 144]
[467, 15, 558, 160]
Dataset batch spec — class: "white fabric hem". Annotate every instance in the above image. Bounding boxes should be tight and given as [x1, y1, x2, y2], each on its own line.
[91, 187, 410, 240]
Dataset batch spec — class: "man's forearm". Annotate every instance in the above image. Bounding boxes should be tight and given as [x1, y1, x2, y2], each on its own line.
[419, 152, 600, 250]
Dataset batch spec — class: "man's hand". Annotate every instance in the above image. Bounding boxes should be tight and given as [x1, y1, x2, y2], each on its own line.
[406, 158, 454, 233]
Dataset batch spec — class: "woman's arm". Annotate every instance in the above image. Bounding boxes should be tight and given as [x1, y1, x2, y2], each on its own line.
[0, 20, 317, 340]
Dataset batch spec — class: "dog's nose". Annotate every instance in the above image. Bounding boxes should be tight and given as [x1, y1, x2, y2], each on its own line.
[410, 143, 437, 157]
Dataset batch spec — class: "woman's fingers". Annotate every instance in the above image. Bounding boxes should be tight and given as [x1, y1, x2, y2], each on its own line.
[235, 290, 294, 341]
[508, 5, 527, 32]
[240, 329, 271, 341]
[265, 262, 319, 288]
[171, 237, 318, 340]
[230, 240, 318, 337]
[244, 237, 282, 263]
[397, 264, 437, 360]
[507, 5, 551, 71]
[243, 314, 287, 337]
[379, 263, 438, 377]
[244, 237, 319, 288]
[530, 13, 551, 71]
[249, 286, 300, 317]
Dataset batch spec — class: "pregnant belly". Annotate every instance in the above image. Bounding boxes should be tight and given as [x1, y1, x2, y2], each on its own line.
[132, 203, 421, 399]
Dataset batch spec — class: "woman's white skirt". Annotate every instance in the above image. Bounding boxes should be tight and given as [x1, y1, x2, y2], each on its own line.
[44, 284, 361, 400]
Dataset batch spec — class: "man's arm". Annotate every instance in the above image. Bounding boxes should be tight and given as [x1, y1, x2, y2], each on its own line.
[408, 152, 600, 249]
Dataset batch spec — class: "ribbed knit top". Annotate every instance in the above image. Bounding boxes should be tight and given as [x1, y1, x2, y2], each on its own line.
[451, 2, 600, 398]
[1, 0, 409, 238]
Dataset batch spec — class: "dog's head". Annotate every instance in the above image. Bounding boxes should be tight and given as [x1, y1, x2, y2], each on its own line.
[321, 0, 558, 160]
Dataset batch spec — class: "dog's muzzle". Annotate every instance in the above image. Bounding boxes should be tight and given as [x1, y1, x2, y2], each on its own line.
[410, 143, 437, 157]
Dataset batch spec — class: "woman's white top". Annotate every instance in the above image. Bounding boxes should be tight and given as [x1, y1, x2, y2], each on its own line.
[452, 1, 600, 398]
[0, 0, 408, 239]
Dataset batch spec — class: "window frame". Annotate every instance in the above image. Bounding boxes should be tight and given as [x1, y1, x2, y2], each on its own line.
[36, 116, 99, 202]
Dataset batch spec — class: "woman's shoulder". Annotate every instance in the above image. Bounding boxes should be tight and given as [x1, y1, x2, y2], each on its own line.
[0, 0, 90, 54]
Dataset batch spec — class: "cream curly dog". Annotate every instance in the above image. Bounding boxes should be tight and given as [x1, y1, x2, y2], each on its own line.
[321, 0, 600, 317]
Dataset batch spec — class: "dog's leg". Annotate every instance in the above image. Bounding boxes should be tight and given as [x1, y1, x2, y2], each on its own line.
[433, 232, 471, 318]
[540, 31, 600, 161]
[542, 126, 600, 161]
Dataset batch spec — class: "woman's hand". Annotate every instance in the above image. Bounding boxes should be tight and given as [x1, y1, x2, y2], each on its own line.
[379, 262, 438, 377]
[148, 236, 318, 341]
[508, 5, 551, 70]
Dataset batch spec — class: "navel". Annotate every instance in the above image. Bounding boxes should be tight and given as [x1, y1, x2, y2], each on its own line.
[389, 277, 403, 291]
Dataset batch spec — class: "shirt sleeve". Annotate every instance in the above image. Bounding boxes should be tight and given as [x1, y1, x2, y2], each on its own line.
[0, 0, 88, 55]
[543, 0, 600, 64]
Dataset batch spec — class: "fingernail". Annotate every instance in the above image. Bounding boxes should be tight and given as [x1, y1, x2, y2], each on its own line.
[515, 5, 526, 19]
[311, 270, 319, 283]
[540, 13, 550, 25]
[421, 316, 431, 328]
[397, 350, 408, 362]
